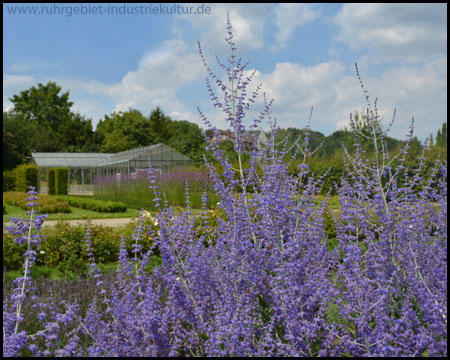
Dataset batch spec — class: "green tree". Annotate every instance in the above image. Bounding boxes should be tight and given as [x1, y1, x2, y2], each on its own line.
[429, 133, 434, 147]
[7, 81, 98, 155]
[3, 112, 38, 171]
[96, 109, 154, 152]
[9, 81, 73, 131]
[149, 106, 171, 143]
[436, 122, 447, 148]
[101, 131, 132, 153]
[58, 113, 98, 152]
[167, 120, 206, 164]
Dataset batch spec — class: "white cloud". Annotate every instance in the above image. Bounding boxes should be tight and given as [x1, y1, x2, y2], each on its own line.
[273, 4, 320, 48]
[320, 58, 447, 140]
[201, 55, 446, 141]
[335, 3, 447, 63]
[3, 39, 206, 128]
[195, 60, 350, 133]
[80, 39, 205, 124]
[176, 3, 268, 55]
[177, 4, 321, 54]
[70, 98, 111, 123]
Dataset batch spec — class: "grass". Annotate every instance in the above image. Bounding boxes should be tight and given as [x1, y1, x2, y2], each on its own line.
[3, 203, 143, 224]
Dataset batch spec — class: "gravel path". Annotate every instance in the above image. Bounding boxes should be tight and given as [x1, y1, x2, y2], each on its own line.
[40, 217, 138, 228]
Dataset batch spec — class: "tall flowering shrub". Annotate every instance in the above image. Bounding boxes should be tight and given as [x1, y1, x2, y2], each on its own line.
[3, 15, 447, 357]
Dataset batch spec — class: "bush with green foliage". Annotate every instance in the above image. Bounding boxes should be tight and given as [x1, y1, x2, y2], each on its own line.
[3, 219, 157, 271]
[55, 167, 68, 195]
[14, 164, 38, 192]
[3, 191, 71, 214]
[56, 195, 127, 213]
[3, 227, 29, 271]
[3, 170, 16, 192]
[47, 168, 56, 195]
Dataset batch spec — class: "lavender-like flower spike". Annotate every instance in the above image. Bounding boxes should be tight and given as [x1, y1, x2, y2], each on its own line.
[148, 158, 161, 208]
[84, 220, 103, 285]
[4, 186, 46, 352]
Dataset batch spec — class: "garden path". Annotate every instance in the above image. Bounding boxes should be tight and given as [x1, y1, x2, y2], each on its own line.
[40, 217, 137, 228]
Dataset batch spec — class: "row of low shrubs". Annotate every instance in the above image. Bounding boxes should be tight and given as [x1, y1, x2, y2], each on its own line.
[55, 195, 127, 213]
[3, 192, 71, 214]
[3, 219, 158, 271]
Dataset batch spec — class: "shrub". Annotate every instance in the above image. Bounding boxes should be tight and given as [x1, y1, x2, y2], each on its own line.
[14, 164, 38, 192]
[55, 167, 68, 195]
[3, 191, 71, 214]
[56, 195, 127, 213]
[4, 219, 157, 271]
[47, 168, 56, 195]
[3, 228, 28, 270]
[3, 169, 16, 192]
[3, 16, 447, 357]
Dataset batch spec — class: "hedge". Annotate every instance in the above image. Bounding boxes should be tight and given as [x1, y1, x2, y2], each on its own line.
[3, 191, 71, 214]
[3, 170, 16, 192]
[14, 164, 38, 192]
[55, 167, 68, 195]
[56, 196, 127, 213]
[47, 168, 56, 195]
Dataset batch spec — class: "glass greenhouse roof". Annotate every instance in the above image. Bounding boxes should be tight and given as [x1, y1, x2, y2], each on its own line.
[31, 144, 191, 169]
[31, 152, 113, 168]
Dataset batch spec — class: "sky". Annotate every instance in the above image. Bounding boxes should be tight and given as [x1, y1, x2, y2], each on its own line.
[3, 3, 447, 142]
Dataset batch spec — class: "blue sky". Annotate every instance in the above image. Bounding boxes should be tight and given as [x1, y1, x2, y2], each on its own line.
[3, 3, 447, 141]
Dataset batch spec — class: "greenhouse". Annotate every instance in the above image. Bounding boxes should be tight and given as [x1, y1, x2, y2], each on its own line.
[31, 144, 193, 194]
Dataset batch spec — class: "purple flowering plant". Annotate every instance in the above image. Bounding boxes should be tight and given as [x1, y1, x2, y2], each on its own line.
[3, 14, 447, 356]
[94, 166, 219, 209]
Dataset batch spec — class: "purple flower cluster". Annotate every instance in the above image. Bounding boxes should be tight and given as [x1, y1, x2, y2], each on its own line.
[3, 15, 447, 357]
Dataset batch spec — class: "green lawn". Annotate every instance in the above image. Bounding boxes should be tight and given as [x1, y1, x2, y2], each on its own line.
[3, 202, 207, 227]
[3, 203, 143, 224]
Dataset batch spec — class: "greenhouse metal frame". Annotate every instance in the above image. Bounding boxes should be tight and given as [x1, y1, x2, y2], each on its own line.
[31, 144, 193, 194]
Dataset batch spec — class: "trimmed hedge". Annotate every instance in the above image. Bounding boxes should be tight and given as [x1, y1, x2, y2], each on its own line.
[3, 191, 71, 214]
[47, 168, 56, 195]
[56, 196, 127, 213]
[55, 167, 68, 195]
[3, 170, 16, 192]
[14, 164, 38, 192]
